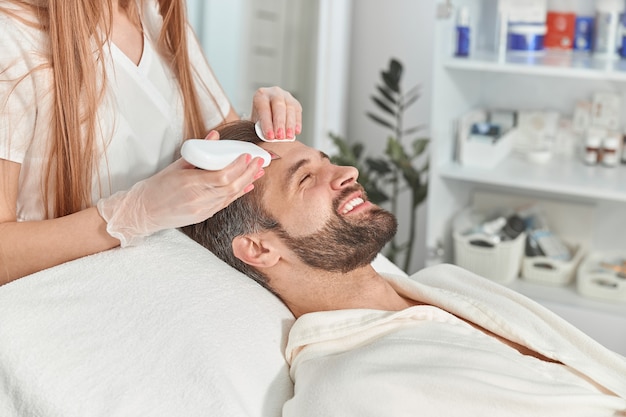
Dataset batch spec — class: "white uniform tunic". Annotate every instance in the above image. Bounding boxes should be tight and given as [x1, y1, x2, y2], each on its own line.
[0, 0, 230, 221]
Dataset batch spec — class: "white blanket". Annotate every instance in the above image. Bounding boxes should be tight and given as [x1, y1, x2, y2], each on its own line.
[0, 229, 294, 417]
[284, 264, 626, 417]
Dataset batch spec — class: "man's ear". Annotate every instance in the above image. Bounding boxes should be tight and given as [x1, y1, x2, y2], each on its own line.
[232, 234, 281, 268]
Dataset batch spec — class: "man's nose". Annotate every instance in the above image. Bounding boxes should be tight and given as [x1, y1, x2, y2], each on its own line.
[330, 165, 359, 190]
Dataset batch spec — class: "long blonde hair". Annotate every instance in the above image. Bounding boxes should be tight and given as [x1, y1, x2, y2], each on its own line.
[2, 0, 209, 218]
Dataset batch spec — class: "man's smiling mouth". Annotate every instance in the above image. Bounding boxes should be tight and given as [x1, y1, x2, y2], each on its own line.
[340, 197, 366, 215]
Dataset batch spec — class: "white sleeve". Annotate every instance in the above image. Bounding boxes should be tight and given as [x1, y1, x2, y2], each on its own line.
[0, 14, 43, 163]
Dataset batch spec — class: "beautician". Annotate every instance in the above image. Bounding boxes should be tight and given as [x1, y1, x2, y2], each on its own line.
[0, 0, 302, 284]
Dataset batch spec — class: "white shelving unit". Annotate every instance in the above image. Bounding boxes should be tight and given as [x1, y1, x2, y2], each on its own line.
[427, 0, 626, 355]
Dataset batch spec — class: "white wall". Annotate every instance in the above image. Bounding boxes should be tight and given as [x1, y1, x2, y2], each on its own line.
[187, 0, 246, 112]
[346, 1, 436, 273]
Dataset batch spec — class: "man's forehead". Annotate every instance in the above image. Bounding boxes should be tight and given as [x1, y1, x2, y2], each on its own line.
[259, 139, 309, 160]
[259, 141, 318, 166]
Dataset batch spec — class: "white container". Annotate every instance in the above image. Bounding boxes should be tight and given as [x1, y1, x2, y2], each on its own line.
[577, 251, 626, 302]
[460, 125, 516, 169]
[602, 134, 621, 166]
[453, 208, 526, 284]
[584, 129, 603, 165]
[508, 24, 547, 51]
[522, 242, 585, 285]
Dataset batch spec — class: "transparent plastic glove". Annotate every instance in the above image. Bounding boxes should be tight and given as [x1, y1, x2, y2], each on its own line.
[97, 154, 264, 247]
[251, 86, 303, 140]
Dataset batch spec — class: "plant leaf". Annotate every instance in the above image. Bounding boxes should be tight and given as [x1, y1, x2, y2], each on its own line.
[411, 138, 430, 156]
[405, 84, 421, 99]
[366, 157, 392, 175]
[403, 90, 421, 108]
[385, 136, 408, 162]
[385, 137, 423, 192]
[376, 85, 397, 104]
[412, 183, 428, 209]
[364, 184, 389, 205]
[403, 125, 425, 136]
[328, 132, 352, 157]
[352, 142, 364, 160]
[371, 96, 396, 116]
[381, 59, 403, 93]
[366, 112, 395, 130]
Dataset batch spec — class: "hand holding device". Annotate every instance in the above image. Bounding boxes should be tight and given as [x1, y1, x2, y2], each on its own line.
[97, 152, 264, 247]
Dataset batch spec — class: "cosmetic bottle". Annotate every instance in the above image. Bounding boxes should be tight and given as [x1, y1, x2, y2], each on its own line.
[455, 6, 470, 57]
[602, 134, 621, 167]
[573, 0, 595, 52]
[583, 130, 602, 165]
[524, 210, 572, 261]
[593, 0, 624, 59]
[462, 215, 506, 245]
[620, 13, 626, 58]
[501, 214, 526, 241]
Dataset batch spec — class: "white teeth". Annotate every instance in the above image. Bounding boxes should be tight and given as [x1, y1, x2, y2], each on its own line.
[341, 197, 364, 214]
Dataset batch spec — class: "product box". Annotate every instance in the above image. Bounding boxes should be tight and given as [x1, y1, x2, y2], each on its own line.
[573, 16, 594, 51]
[591, 92, 621, 131]
[545, 11, 576, 49]
[515, 110, 560, 153]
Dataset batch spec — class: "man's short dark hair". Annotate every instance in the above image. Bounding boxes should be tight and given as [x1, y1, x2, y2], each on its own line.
[181, 120, 279, 292]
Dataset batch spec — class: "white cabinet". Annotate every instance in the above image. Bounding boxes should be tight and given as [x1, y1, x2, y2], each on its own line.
[427, 0, 626, 355]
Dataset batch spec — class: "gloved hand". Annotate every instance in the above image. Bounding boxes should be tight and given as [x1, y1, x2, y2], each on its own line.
[97, 149, 265, 247]
[251, 86, 303, 141]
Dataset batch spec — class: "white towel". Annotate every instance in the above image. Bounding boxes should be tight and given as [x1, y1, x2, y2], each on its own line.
[0, 229, 294, 417]
[284, 264, 626, 417]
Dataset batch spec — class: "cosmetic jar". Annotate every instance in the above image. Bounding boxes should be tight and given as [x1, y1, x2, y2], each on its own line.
[601, 135, 621, 167]
[508, 24, 547, 52]
[584, 135, 601, 165]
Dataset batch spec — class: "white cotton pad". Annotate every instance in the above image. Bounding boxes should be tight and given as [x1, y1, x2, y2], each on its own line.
[255, 121, 296, 142]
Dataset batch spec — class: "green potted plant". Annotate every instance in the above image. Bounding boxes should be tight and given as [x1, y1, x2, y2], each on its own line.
[330, 58, 429, 271]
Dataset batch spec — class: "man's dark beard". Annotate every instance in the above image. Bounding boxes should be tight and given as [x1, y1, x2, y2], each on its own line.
[274, 187, 397, 273]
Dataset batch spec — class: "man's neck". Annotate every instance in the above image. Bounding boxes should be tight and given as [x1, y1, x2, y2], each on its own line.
[271, 264, 418, 318]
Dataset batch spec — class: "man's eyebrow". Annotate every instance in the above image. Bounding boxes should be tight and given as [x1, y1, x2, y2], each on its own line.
[284, 151, 329, 190]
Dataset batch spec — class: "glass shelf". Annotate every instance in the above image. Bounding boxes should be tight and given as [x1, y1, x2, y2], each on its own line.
[445, 50, 626, 82]
[439, 155, 626, 203]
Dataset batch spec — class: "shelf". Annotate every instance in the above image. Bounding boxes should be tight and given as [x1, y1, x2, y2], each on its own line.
[440, 155, 626, 203]
[508, 279, 626, 316]
[445, 51, 626, 82]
